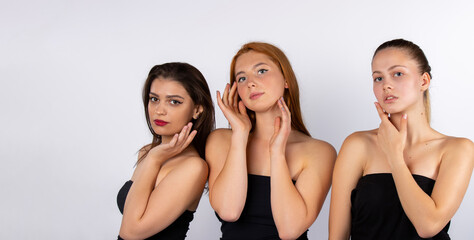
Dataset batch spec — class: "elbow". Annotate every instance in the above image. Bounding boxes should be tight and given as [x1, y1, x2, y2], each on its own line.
[118, 230, 137, 240]
[416, 228, 438, 239]
[278, 228, 304, 240]
[216, 208, 242, 222]
[210, 193, 243, 222]
[119, 224, 145, 240]
[414, 221, 445, 239]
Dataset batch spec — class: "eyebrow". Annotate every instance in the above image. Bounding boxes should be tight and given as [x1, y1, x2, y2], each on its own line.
[234, 62, 269, 77]
[372, 65, 408, 75]
[149, 92, 185, 99]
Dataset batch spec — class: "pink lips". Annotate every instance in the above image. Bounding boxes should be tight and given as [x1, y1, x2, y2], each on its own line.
[384, 95, 398, 103]
[250, 92, 264, 100]
[154, 120, 169, 126]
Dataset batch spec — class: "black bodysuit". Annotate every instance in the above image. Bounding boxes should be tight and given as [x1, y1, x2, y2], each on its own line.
[116, 180, 194, 240]
[217, 174, 308, 240]
[350, 173, 450, 240]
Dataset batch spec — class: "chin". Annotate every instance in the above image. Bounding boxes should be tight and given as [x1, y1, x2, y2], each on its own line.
[249, 104, 275, 113]
[153, 128, 176, 137]
[248, 100, 280, 112]
[384, 108, 404, 115]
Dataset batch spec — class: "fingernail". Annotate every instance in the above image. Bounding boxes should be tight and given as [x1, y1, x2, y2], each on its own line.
[403, 114, 407, 119]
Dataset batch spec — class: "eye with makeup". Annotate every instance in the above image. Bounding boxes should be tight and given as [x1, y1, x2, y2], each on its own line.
[237, 76, 246, 83]
[150, 96, 159, 102]
[257, 69, 268, 74]
[169, 99, 183, 105]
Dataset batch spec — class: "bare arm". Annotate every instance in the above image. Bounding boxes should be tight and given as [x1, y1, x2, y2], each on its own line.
[119, 124, 207, 239]
[375, 104, 474, 238]
[328, 133, 366, 240]
[390, 140, 473, 237]
[207, 83, 252, 221]
[269, 98, 336, 239]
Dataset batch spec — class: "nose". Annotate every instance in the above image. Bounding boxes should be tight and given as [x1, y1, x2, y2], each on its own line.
[247, 76, 257, 88]
[154, 103, 166, 115]
[383, 80, 393, 92]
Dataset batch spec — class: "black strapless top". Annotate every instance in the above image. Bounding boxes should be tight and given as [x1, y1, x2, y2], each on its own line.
[216, 174, 308, 240]
[351, 173, 450, 240]
[117, 180, 194, 240]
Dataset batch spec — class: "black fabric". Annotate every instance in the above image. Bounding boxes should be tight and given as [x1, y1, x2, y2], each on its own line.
[351, 173, 450, 240]
[217, 174, 308, 240]
[117, 180, 194, 240]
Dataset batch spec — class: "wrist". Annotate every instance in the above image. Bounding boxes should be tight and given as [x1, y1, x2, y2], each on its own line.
[387, 153, 405, 170]
[145, 151, 166, 166]
[270, 151, 285, 161]
[231, 130, 249, 141]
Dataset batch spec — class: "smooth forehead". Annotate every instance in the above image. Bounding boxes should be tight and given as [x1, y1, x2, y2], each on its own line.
[150, 77, 190, 97]
[234, 51, 276, 71]
[372, 47, 417, 69]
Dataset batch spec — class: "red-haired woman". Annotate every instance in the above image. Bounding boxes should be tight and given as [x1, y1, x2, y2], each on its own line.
[207, 42, 336, 240]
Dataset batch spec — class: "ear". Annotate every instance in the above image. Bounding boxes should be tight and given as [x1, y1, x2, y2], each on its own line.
[193, 105, 204, 119]
[284, 81, 289, 89]
[420, 72, 430, 91]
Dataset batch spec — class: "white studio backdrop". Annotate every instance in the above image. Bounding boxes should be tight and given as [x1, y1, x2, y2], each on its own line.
[1, 0, 473, 239]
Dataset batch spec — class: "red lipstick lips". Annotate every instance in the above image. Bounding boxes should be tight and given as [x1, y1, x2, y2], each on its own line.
[154, 120, 169, 126]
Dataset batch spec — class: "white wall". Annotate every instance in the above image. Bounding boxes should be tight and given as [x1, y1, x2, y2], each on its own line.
[1, 0, 473, 239]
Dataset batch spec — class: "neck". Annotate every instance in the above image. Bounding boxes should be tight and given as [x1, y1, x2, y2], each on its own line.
[389, 106, 432, 145]
[252, 103, 282, 141]
[160, 134, 174, 145]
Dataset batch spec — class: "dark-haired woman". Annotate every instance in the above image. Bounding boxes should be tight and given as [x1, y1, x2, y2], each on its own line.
[329, 39, 474, 240]
[117, 62, 214, 239]
[206, 42, 336, 239]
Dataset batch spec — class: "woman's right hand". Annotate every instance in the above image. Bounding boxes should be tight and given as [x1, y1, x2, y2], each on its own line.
[216, 82, 252, 133]
[147, 122, 197, 165]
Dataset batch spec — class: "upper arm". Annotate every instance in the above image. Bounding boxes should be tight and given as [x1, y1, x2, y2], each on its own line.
[293, 140, 337, 224]
[130, 145, 152, 181]
[205, 129, 231, 191]
[430, 138, 474, 223]
[329, 132, 368, 239]
[128, 158, 208, 238]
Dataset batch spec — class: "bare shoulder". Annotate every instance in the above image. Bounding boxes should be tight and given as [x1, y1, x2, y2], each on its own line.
[339, 129, 378, 154]
[345, 129, 377, 145]
[334, 129, 379, 176]
[205, 128, 233, 164]
[443, 136, 473, 151]
[441, 136, 474, 162]
[206, 128, 232, 146]
[173, 155, 209, 177]
[288, 131, 336, 162]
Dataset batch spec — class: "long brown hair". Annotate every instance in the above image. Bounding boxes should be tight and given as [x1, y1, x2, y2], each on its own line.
[230, 42, 310, 136]
[373, 39, 432, 123]
[137, 62, 215, 164]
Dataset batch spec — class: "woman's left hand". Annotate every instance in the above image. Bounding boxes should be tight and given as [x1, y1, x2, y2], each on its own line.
[147, 122, 197, 165]
[375, 102, 407, 166]
[270, 97, 291, 156]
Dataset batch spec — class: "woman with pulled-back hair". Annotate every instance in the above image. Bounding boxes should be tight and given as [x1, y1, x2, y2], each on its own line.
[117, 62, 214, 239]
[329, 39, 474, 240]
[206, 42, 336, 239]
